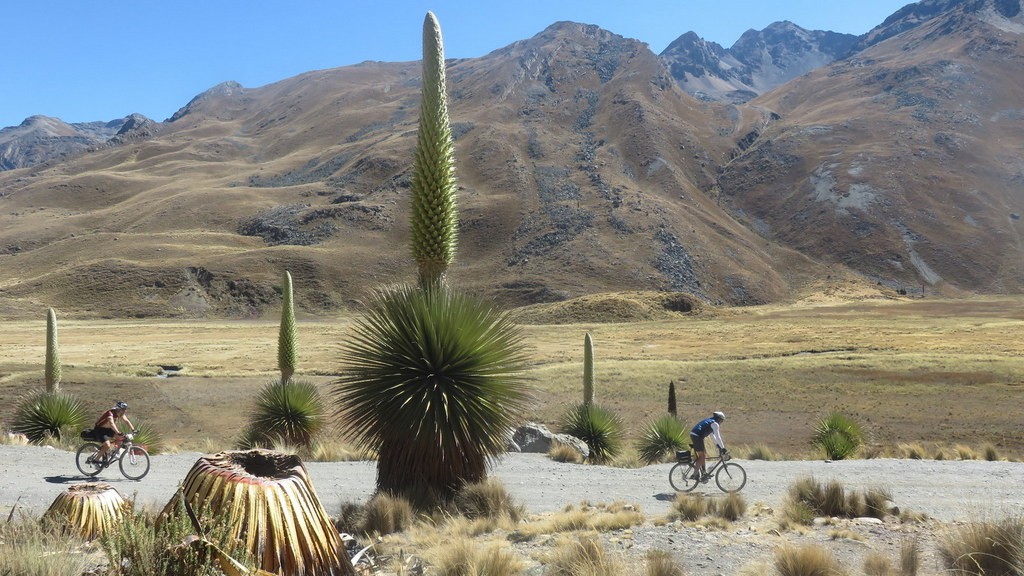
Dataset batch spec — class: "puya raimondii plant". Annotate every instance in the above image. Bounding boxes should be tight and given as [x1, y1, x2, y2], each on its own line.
[333, 12, 531, 506]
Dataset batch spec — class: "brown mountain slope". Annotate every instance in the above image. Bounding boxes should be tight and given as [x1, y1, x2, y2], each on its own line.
[0, 23, 831, 319]
[718, 0, 1024, 294]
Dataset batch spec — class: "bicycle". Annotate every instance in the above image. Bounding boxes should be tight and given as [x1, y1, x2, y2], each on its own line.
[75, 431, 151, 481]
[669, 446, 746, 493]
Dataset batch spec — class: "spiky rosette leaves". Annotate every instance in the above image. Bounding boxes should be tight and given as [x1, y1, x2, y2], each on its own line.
[278, 271, 297, 384]
[242, 379, 326, 449]
[582, 333, 595, 405]
[11, 390, 88, 443]
[411, 11, 458, 288]
[561, 403, 625, 464]
[162, 450, 355, 576]
[333, 283, 531, 504]
[812, 412, 864, 460]
[637, 415, 687, 464]
[44, 482, 128, 540]
[45, 307, 62, 392]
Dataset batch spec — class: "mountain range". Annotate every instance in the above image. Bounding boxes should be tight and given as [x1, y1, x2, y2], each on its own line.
[0, 0, 1021, 319]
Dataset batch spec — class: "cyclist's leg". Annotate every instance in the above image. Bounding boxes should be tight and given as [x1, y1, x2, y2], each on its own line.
[690, 434, 707, 478]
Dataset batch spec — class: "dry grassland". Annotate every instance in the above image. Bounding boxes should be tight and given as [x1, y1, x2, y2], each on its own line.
[1, 295, 1022, 456]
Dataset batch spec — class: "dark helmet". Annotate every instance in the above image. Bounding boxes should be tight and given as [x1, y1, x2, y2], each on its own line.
[114, 401, 128, 410]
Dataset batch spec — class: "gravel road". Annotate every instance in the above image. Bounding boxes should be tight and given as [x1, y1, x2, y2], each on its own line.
[3, 445, 1023, 523]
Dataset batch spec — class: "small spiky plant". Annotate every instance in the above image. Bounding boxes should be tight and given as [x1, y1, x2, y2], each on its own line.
[45, 307, 62, 393]
[636, 414, 687, 464]
[278, 271, 297, 384]
[162, 450, 355, 576]
[43, 483, 128, 540]
[813, 412, 864, 460]
[583, 333, 595, 405]
[411, 11, 458, 289]
[241, 379, 325, 449]
[561, 402, 625, 464]
[11, 390, 88, 443]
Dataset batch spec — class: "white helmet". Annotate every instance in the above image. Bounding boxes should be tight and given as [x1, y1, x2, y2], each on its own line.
[713, 411, 726, 421]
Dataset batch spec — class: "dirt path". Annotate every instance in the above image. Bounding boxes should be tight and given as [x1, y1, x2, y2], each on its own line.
[3, 446, 1022, 523]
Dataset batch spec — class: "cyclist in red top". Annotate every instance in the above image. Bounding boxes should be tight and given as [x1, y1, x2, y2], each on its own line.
[91, 401, 135, 462]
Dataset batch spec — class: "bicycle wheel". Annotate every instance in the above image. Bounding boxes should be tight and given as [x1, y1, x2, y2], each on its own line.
[75, 443, 104, 477]
[715, 462, 747, 493]
[119, 446, 150, 480]
[669, 462, 700, 492]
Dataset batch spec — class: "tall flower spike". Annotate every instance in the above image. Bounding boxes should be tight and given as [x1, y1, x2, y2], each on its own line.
[411, 11, 458, 289]
[45, 307, 61, 393]
[278, 271, 297, 384]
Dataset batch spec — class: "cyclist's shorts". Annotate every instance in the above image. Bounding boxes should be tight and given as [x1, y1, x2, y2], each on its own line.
[690, 433, 706, 453]
[94, 427, 116, 441]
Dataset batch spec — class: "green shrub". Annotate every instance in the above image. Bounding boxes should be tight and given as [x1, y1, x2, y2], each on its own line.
[636, 415, 686, 465]
[11, 391, 88, 444]
[241, 379, 325, 449]
[561, 403, 625, 465]
[812, 412, 863, 460]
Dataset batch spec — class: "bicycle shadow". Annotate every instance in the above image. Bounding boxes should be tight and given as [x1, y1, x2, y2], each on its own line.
[44, 475, 86, 484]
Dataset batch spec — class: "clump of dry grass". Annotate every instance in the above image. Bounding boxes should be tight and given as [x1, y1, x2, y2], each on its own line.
[744, 443, 778, 461]
[512, 502, 643, 540]
[783, 477, 892, 524]
[646, 549, 683, 576]
[774, 544, 847, 576]
[548, 443, 585, 464]
[361, 492, 415, 535]
[863, 550, 893, 576]
[938, 517, 1024, 576]
[1, 432, 30, 446]
[425, 536, 524, 576]
[982, 443, 1002, 462]
[828, 527, 864, 541]
[609, 450, 645, 469]
[901, 537, 920, 576]
[453, 479, 525, 523]
[955, 444, 978, 460]
[668, 493, 746, 523]
[897, 443, 926, 460]
[546, 534, 620, 576]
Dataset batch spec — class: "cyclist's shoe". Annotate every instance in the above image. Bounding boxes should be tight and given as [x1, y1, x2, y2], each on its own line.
[85, 455, 96, 464]
[690, 472, 701, 481]
[701, 473, 713, 482]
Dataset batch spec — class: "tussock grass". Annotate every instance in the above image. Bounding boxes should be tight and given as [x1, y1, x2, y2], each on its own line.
[982, 443, 1002, 462]
[548, 443, 584, 463]
[828, 527, 864, 541]
[361, 492, 415, 536]
[668, 493, 746, 523]
[784, 477, 892, 523]
[743, 443, 778, 461]
[897, 442, 926, 460]
[546, 534, 620, 576]
[901, 537, 921, 576]
[512, 502, 643, 540]
[863, 550, 894, 576]
[453, 479, 524, 523]
[425, 536, 524, 576]
[938, 517, 1024, 576]
[774, 544, 847, 576]
[1, 431, 30, 446]
[645, 549, 683, 576]
[955, 444, 978, 460]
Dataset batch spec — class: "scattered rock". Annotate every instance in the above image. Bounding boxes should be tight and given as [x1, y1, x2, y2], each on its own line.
[511, 422, 589, 459]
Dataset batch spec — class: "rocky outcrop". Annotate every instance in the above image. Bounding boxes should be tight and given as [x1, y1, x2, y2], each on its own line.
[0, 114, 156, 171]
[510, 423, 589, 460]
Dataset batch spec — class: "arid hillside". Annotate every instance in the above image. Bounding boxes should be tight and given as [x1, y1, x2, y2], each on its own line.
[1, 1, 1022, 319]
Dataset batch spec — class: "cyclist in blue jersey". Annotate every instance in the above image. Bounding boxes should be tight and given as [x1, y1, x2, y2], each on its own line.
[690, 411, 727, 481]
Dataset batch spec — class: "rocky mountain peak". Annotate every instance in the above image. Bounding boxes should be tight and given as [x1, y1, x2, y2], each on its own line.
[660, 21, 857, 103]
[168, 81, 248, 123]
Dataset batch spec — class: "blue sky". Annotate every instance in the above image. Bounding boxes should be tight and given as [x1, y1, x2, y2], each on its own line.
[1, 0, 913, 129]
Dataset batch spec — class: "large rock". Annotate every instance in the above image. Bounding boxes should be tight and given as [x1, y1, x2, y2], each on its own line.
[511, 422, 589, 460]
